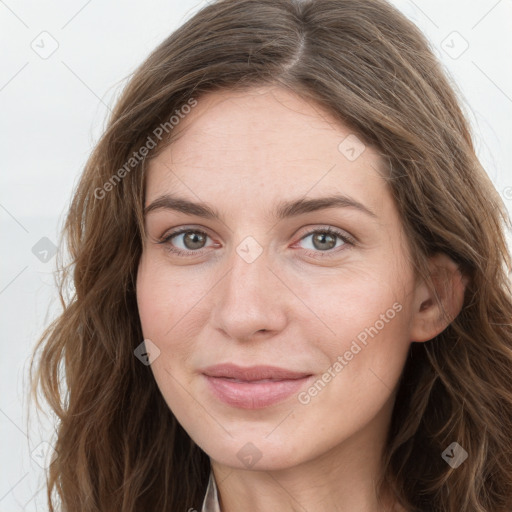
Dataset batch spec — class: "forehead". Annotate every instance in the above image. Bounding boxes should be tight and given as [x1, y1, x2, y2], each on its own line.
[145, 86, 389, 216]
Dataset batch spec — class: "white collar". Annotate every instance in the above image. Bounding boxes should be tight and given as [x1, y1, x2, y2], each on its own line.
[201, 470, 221, 512]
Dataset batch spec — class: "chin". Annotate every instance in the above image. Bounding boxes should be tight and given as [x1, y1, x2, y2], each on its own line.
[197, 432, 311, 471]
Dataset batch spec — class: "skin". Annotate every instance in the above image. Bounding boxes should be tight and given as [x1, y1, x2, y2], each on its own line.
[136, 85, 466, 512]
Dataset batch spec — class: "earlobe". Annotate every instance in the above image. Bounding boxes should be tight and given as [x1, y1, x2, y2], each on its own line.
[410, 253, 468, 343]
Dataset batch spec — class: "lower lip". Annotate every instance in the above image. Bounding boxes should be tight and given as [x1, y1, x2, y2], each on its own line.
[204, 375, 313, 409]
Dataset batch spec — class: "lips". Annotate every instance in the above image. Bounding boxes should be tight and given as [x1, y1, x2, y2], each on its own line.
[201, 363, 313, 409]
[202, 363, 312, 381]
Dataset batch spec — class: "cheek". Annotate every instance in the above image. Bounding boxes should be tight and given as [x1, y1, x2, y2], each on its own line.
[300, 262, 407, 339]
[137, 256, 196, 337]
[291, 280, 410, 441]
[136, 259, 201, 418]
[136, 256, 213, 379]
[294, 262, 413, 402]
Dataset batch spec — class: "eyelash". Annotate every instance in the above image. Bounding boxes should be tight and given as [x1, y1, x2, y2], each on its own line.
[157, 226, 355, 259]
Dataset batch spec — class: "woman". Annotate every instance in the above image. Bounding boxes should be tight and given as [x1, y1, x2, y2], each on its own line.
[30, 0, 512, 510]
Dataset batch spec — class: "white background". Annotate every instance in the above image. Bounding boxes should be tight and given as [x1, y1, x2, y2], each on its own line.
[1, 0, 511, 509]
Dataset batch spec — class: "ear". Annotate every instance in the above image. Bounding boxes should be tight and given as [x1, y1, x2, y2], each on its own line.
[409, 253, 468, 343]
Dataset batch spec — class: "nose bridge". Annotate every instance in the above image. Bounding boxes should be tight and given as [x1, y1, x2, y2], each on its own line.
[224, 237, 275, 307]
[211, 235, 287, 339]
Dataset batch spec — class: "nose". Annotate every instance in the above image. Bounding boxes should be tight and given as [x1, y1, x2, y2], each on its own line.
[209, 241, 289, 342]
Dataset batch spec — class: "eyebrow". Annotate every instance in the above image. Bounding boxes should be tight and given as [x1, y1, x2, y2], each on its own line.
[143, 193, 377, 220]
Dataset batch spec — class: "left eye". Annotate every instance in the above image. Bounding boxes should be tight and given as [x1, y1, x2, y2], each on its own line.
[297, 228, 352, 253]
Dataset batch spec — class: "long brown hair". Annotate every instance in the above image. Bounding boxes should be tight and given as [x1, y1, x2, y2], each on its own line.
[29, 0, 512, 510]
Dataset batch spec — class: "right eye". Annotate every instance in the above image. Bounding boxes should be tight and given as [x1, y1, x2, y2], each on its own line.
[158, 228, 216, 257]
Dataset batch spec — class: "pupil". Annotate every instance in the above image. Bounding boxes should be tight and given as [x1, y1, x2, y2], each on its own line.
[185, 232, 205, 249]
[314, 232, 335, 250]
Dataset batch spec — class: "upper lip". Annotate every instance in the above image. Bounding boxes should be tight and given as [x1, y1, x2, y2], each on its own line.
[201, 363, 312, 381]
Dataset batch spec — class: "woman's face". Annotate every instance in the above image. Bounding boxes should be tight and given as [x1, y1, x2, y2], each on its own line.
[136, 85, 420, 471]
